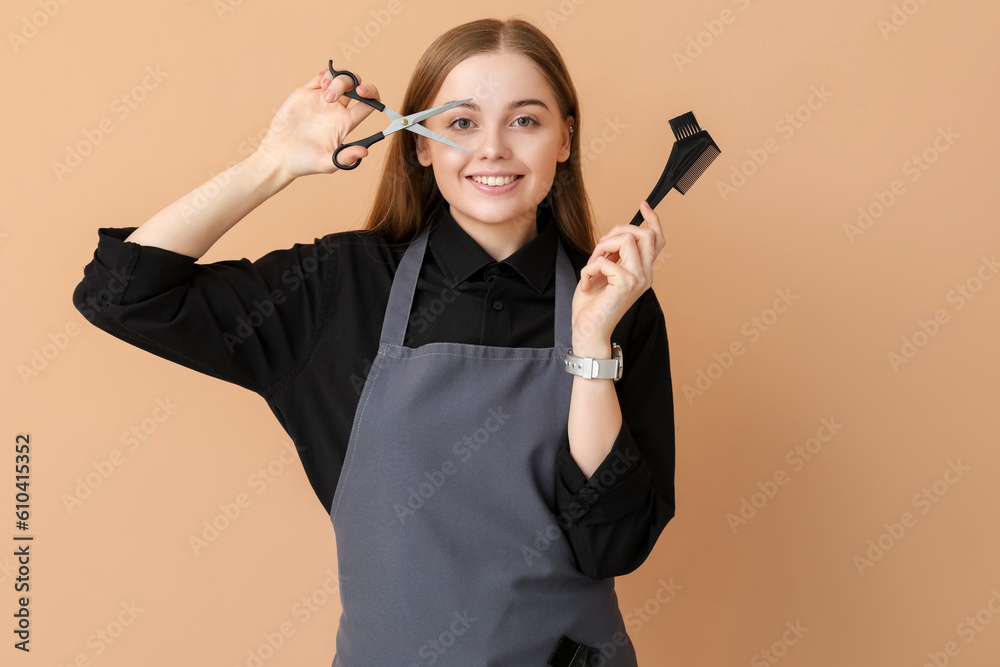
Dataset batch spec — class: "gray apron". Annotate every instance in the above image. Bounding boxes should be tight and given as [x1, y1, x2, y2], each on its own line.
[329, 221, 639, 666]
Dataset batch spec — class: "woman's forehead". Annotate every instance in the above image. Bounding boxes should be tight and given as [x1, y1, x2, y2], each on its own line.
[433, 52, 556, 108]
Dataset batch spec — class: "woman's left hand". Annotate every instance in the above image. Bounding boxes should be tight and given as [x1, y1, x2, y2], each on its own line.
[571, 200, 665, 352]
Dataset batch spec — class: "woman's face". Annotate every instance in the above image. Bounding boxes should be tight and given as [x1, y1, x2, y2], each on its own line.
[416, 51, 572, 235]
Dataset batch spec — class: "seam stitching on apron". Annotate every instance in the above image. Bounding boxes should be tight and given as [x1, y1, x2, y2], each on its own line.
[382, 343, 564, 361]
[330, 350, 385, 524]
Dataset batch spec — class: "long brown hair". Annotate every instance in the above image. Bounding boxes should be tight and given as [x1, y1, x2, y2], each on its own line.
[360, 17, 598, 258]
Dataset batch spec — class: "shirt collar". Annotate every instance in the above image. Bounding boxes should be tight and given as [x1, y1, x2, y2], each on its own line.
[427, 201, 558, 294]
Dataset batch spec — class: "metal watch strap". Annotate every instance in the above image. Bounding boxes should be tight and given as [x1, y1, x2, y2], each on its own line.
[564, 343, 622, 381]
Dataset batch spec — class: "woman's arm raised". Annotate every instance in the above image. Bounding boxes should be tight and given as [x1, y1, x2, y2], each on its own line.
[123, 66, 382, 259]
[123, 150, 292, 259]
[72, 64, 383, 393]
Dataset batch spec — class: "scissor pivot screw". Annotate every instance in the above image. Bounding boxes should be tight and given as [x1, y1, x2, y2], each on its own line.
[400, 119, 409, 125]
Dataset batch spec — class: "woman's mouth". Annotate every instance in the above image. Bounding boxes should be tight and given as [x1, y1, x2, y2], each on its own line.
[467, 174, 524, 194]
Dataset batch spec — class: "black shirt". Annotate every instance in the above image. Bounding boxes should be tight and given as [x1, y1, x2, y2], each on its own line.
[71, 200, 676, 580]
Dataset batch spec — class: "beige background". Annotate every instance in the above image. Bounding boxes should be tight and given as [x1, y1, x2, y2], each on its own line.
[3, 0, 999, 664]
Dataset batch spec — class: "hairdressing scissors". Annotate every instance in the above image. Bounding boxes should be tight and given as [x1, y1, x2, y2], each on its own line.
[328, 61, 472, 170]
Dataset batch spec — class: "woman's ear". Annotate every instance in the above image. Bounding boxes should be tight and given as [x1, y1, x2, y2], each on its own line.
[558, 115, 574, 163]
[415, 135, 432, 167]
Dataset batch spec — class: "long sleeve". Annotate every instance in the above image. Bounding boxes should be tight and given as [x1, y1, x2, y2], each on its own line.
[554, 290, 676, 579]
[72, 226, 335, 394]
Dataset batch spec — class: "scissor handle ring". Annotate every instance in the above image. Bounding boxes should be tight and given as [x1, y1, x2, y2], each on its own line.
[332, 143, 361, 171]
[328, 61, 385, 112]
[332, 131, 386, 171]
[332, 145, 360, 171]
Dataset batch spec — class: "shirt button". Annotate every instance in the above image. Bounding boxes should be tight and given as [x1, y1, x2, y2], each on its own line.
[578, 484, 599, 505]
[487, 266, 500, 277]
[492, 300, 503, 311]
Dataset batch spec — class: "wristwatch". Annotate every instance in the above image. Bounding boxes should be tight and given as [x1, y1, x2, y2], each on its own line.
[564, 343, 623, 382]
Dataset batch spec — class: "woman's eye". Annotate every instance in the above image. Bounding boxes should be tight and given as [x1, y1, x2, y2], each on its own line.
[447, 117, 538, 130]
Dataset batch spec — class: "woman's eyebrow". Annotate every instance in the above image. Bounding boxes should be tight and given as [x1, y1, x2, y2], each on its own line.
[448, 99, 550, 112]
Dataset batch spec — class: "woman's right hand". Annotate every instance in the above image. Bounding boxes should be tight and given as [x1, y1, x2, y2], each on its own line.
[254, 64, 383, 181]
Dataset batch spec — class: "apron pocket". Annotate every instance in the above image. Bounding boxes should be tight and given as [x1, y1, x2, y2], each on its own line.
[547, 633, 604, 667]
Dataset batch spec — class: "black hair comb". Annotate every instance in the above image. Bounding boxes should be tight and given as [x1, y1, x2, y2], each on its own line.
[628, 111, 721, 225]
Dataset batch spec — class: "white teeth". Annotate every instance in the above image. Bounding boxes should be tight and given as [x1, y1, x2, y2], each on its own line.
[471, 175, 517, 186]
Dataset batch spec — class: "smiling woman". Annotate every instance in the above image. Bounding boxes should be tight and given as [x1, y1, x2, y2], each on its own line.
[71, 15, 675, 667]
[363, 18, 597, 263]
[412, 51, 573, 260]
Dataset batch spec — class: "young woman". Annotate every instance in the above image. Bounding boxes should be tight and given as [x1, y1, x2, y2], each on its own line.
[73, 17, 675, 667]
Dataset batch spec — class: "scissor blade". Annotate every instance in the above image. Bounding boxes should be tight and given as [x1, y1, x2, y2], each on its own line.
[381, 97, 473, 151]
[403, 123, 469, 152]
[382, 98, 472, 137]
[406, 97, 473, 125]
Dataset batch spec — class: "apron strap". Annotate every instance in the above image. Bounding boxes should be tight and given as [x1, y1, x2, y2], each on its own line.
[380, 224, 430, 347]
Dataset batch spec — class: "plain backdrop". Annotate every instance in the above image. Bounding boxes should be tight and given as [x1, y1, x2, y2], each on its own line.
[3, 0, 999, 665]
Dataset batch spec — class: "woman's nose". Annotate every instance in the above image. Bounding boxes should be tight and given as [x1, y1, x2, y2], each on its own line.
[473, 124, 512, 160]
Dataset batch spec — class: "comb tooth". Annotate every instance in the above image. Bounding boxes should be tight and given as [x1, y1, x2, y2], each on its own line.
[669, 111, 702, 141]
[668, 114, 687, 139]
[675, 145, 720, 194]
